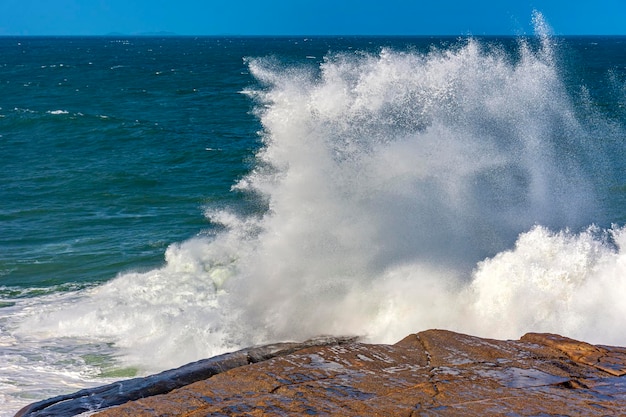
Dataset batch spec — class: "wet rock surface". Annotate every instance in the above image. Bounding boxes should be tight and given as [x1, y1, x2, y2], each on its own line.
[14, 336, 356, 417]
[17, 330, 626, 416]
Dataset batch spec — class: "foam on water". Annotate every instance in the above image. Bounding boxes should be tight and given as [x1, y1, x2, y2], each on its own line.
[468, 225, 626, 343]
[2, 15, 626, 415]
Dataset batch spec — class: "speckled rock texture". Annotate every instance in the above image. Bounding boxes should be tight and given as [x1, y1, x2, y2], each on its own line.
[17, 330, 626, 416]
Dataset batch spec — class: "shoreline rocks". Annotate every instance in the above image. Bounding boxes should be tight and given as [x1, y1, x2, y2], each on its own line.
[16, 330, 626, 416]
[14, 336, 357, 417]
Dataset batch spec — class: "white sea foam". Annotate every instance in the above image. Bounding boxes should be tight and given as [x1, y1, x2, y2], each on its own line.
[3, 15, 626, 415]
[467, 225, 626, 343]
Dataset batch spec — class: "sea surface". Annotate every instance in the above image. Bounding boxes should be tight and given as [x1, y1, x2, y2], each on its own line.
[2, 23, 626, 415]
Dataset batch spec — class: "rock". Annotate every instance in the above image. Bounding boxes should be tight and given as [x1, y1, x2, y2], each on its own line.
[13, 336, 357, 417]
[16, 330, 626, 416]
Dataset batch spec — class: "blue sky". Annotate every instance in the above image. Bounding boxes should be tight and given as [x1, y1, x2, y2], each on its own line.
[0, 0, 624, 36]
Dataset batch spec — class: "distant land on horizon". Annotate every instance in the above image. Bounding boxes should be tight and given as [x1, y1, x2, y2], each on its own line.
[104, 31, 179, 37]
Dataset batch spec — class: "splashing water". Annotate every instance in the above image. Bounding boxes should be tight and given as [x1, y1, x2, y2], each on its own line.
[11, 18, 626, 389]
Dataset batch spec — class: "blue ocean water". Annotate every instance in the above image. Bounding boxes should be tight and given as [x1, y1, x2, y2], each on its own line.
[0, 36, 265, 288]
[1, 27, 626, 414]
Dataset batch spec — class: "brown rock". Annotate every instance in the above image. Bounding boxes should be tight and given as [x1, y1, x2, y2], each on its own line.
[521, 332, 626, 376]
[14, 336, 357, 417]
[18, 330, 626, 416]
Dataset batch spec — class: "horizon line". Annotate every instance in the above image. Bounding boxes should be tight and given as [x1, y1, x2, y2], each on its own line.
[2, 33, 626, 38]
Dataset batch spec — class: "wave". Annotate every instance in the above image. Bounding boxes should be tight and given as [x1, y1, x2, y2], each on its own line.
[12, 15, 626, 379]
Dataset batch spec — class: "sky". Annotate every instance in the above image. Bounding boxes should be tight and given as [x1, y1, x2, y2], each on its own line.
[0, 0, 624, 36]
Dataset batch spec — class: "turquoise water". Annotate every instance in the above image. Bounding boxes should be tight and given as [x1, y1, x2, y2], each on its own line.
[1, 31, 626, 414]
[1, 37, 263, 287]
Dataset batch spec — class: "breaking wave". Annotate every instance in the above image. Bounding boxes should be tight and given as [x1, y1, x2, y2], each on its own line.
[16, 15, 626, 376]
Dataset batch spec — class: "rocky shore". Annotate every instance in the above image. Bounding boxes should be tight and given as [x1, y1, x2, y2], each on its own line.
[16, 329, 626, 416]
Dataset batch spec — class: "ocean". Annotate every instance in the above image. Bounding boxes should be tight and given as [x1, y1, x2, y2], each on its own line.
[2, 23, 626, 415]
